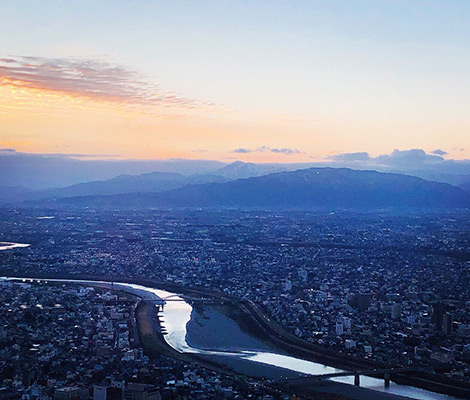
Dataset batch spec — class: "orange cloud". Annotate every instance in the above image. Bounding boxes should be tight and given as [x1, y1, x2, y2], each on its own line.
[0, 56, 213, 110]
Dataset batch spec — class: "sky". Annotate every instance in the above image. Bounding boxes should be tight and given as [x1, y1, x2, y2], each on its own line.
[1, 1, 470, 163]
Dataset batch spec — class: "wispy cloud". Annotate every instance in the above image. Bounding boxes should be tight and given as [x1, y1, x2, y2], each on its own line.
[233, 146, 302, 155]
[46, 153, 122, 159]
[270, 148, 301, 155]
[0, 148, 121, 159]
[0, 56, 212, 109]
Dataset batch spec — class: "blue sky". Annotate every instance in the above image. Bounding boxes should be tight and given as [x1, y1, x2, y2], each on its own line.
[1, 1, 470, 161]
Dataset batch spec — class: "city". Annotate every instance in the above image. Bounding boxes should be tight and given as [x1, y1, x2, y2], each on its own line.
[2, 208, 470, 398]
[3, 1, 470, 399]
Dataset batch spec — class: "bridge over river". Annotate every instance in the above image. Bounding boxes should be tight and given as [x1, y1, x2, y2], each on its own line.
[278, 367, 418, 388]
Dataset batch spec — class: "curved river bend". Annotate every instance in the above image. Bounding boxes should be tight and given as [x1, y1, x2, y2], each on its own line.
[2, 277, 457, 400]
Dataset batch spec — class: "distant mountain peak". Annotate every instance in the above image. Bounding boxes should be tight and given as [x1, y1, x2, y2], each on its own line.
[211, 161, 286, 179]
[27, 167, 470, 210]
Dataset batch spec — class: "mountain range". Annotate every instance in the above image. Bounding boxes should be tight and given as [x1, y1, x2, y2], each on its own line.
[23, 167, 470, 211]
[0, 161, 314, 203]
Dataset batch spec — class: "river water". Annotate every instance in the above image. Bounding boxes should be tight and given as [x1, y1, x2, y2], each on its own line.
[1, 277, 458, 400]
[0, 242, 30, 251]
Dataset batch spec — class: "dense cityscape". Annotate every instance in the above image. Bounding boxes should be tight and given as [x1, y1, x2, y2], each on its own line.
[2, 207, 470, 398]
[0, 279, 282, 400]
[4, 1, 470, 399]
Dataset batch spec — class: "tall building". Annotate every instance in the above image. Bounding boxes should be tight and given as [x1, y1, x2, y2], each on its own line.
[336, 320, 344, 336]
[94, 384, 123, 400]
[391, 303, 401, 320]
[342, 316, 352, 332]
[283, 279, 292, 292]
[432, 302, 445, 330]
[298, 269, 307, 281]
[54, 387, 86, 400]
[125, 383, 160, 400]
[442, 313, 453, 336]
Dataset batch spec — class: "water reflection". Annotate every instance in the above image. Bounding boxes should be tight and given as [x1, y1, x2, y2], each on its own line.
[2, 278, 457, 400]
[114, 283, 456, 400]
[0, 242, 30, 251]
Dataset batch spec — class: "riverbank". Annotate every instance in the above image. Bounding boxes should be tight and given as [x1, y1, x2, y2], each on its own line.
[3, 271, 470, 399]
[134, 300, 303, 397]
[135, 291, 404, 399]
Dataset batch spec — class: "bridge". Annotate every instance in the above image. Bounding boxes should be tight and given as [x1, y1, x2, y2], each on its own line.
[145, 294, 223, 310]
[160, 294, 217, 302]
[161, 294, 185, 301]
[277, 367, 417, 388]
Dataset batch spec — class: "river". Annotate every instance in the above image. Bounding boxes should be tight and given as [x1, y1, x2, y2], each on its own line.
[0, 242, 30, 251]
[1, 277, 459, 400]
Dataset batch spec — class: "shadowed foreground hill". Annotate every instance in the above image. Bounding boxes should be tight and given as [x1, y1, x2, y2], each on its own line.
[34, 168, 470, 210]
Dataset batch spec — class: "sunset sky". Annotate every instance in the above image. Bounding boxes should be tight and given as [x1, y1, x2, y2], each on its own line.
[1, 1, 470, 162]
